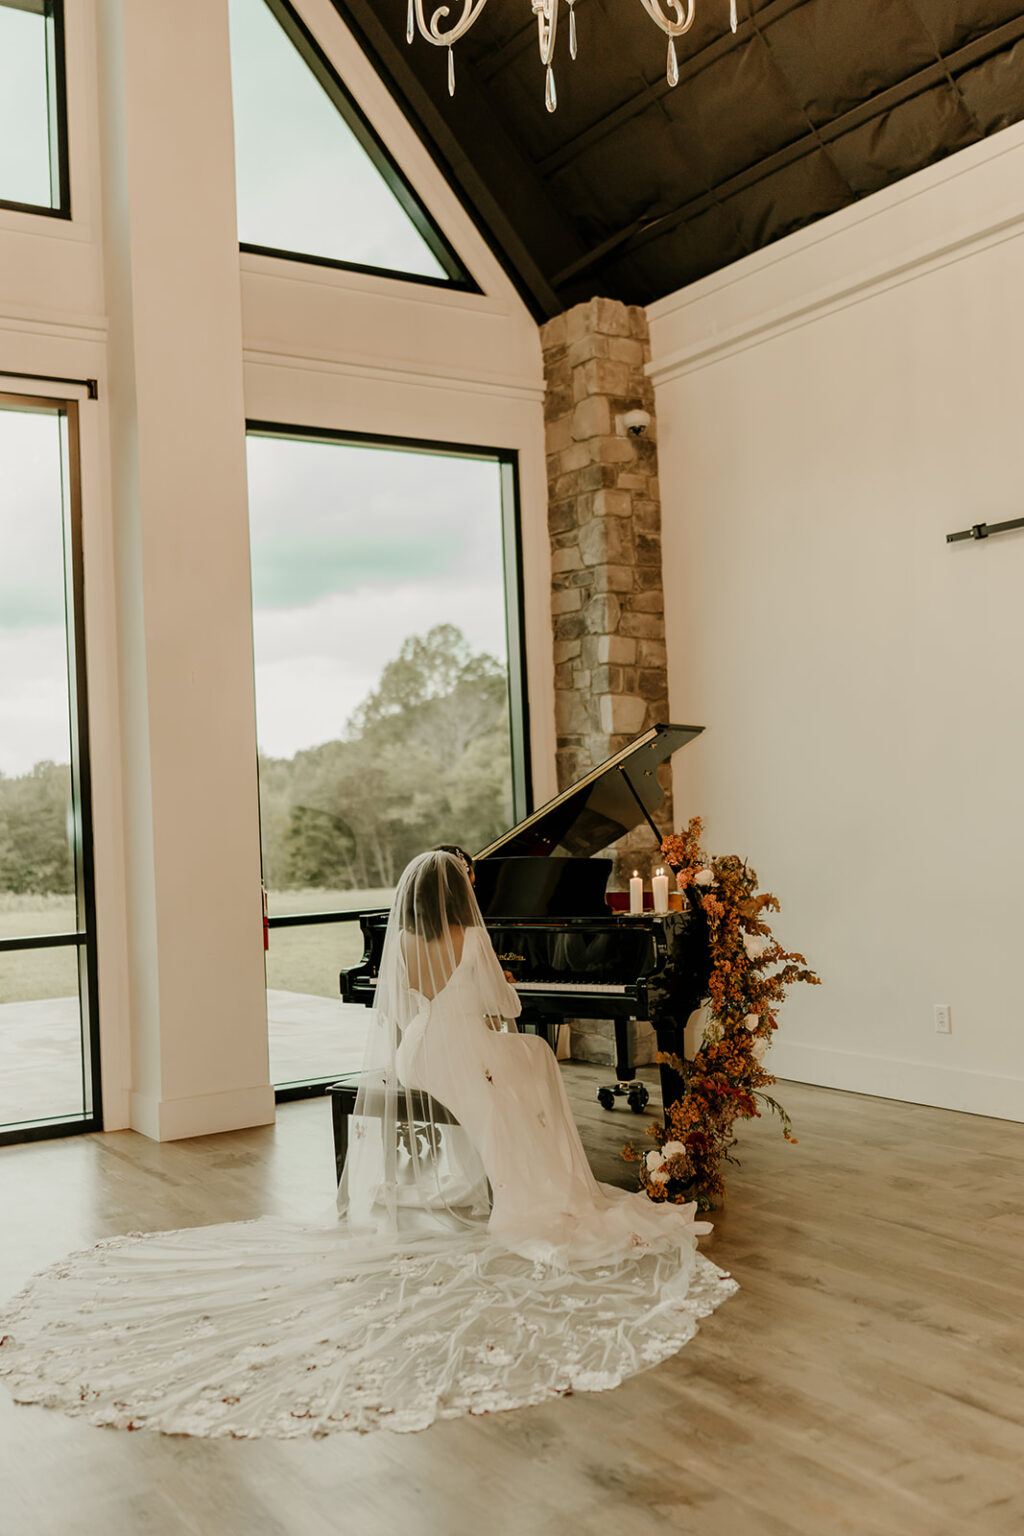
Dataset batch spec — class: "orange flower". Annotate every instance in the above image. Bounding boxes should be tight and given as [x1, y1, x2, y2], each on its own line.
[625, 821, 821, 1209]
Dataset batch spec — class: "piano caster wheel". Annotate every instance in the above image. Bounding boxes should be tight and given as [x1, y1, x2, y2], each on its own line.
[597, 1082, 649, 1112]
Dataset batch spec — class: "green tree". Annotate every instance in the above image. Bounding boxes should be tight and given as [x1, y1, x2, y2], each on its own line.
[260, 625, 513, 892]
[0, 761, 75, 894]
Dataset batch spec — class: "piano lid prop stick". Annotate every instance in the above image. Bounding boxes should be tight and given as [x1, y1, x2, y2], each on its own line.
[629, 870, 643, 915]
[652, 867, 670, 915]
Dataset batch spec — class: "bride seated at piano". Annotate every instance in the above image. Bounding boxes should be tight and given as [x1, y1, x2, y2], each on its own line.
[382, 848, 708, 1261]
[1, 747, 735, 1440]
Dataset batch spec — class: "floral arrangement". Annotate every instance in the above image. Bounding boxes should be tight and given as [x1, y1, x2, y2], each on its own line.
[625, 816, 820, 1210]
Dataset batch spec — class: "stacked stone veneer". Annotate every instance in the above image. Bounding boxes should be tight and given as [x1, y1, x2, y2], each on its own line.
[541, 297, 673, 1067]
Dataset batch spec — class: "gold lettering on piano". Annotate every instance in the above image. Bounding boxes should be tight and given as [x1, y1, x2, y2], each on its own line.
[497, 952, 526, 964]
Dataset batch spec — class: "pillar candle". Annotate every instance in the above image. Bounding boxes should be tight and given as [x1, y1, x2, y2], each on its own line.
[652, 867, 669, 915]
[629, 870, 643, 915]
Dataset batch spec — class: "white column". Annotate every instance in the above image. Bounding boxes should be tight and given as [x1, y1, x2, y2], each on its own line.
[97, 0, 273, 1139]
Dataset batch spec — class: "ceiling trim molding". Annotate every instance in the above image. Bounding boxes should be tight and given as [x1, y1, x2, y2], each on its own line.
[243, 345, 546, 404]
[648, 207, 1024, 383]
[647, 127, 1024, 384]
[0, 308, 109, 342]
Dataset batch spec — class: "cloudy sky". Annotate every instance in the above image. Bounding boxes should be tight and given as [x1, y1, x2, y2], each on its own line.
[228, 0, 445, 277]
[0, 418, 508, 775]
[0, 4, 52, 208]
[248, 436, 509, 759]
[0, 410, 74, 778]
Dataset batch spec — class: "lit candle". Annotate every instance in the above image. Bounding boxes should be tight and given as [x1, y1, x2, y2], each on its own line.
[652, 866, 669, 915]
[629, 870, 643, 915]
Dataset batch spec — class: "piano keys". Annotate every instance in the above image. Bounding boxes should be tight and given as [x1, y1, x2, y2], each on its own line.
[339, 723, 710, 1117]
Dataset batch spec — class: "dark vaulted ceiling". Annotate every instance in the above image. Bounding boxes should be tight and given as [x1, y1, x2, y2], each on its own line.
[334, 0, 1024, 318]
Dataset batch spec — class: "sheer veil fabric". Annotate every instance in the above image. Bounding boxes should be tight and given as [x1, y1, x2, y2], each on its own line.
[0, 852, 737, 1437]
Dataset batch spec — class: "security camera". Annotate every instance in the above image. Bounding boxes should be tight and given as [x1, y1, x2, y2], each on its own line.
[621, 408, 652, 437]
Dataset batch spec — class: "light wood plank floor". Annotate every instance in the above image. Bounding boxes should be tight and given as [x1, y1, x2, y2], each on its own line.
[1, 1069, 1022, 1536]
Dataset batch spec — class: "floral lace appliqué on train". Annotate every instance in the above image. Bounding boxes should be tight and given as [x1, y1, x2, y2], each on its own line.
[0, 1216, 736, 1438]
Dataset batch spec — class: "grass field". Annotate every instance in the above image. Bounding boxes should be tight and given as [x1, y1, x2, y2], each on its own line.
[0, 889, 395, 1005]
[267, 888, 394, 998]
[0, 895, 79, 1004]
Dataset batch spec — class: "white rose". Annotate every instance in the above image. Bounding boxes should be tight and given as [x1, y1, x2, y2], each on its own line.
[744, 1013, 760, 1031]
[645, 1150, 665, 1173]
[662, 1140, 686, 1159]
[742, 931, 770, 960]
[649, 1170, 670, 1185]
[752, 1036, 770, 1062]
[693, 868, 715, 886]
[683, 1005, 713, 1062]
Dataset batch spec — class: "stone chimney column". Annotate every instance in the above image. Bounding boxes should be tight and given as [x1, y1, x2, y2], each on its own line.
[541, 297, 671, 868]
[540, 298, 673, 1067]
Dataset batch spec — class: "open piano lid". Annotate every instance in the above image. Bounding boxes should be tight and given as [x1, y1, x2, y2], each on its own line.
[476, 723, 703, 862]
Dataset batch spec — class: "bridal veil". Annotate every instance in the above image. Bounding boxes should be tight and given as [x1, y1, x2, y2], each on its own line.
[0, 850, 736, 1437]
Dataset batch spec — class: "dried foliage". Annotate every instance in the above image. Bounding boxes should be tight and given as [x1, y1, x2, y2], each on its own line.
[625, 817, 820, 1210]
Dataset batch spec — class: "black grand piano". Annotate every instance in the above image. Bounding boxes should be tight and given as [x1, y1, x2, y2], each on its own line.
[339, 723, 710, 1118]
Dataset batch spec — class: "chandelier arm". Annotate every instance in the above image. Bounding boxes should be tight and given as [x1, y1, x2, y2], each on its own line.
[534, 0, 559, 68]
[636, 0, 697, 38]
[413, 0, 491, 47]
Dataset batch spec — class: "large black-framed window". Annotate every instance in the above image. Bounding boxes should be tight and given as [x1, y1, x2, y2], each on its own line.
[244, 422, 529, 1096]
[228, 0, 476, 291]
[0, 0, 70, 219]
[0, 391, 100, 1146]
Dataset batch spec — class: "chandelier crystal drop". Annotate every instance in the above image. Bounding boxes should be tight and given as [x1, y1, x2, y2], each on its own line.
[404, 0, 740, 110]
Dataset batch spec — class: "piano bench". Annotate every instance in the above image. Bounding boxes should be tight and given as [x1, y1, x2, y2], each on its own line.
[327, 1076, 457, 1184]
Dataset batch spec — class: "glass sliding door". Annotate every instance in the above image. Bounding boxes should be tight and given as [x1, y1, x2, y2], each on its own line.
[0, 393, 99, 1142]
[246, 426, 528, 1092]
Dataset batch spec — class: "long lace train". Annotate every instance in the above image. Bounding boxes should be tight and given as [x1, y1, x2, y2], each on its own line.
[0, 1215, 736, 1438]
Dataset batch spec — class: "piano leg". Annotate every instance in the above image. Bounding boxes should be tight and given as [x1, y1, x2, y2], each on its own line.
[522, 1014, 557, 1051]
[598, 1018, 650, 1113]
[613, 1017, 635, 1083]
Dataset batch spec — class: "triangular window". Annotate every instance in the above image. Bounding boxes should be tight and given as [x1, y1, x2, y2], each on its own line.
[228, 0, 471, 286]
[0, 0, 69, 215]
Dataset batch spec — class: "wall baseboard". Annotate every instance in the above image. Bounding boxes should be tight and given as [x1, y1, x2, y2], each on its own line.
[130, 1084, 276, 1142]
[769, 1041, 1024, 1124]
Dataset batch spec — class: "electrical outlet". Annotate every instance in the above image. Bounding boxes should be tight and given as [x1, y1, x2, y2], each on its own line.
[934, 1004, 952, 1035]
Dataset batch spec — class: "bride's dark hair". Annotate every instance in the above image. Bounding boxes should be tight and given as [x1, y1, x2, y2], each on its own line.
[432, 844, 475, 882]
[401, 850, 477, 941]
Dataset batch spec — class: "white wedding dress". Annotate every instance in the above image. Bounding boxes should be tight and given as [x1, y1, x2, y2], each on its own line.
[0, 853, 736, 1438]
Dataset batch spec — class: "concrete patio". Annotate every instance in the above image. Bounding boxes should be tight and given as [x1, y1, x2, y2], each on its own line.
[0, 990, 372, 1129]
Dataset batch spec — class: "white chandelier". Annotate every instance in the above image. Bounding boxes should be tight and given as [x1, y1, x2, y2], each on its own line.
[405, 0, 739, 113]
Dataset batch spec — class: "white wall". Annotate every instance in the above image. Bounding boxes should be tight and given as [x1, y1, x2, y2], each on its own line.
[648, 125, 1024, 1122]
[0, 0, 551, 1138]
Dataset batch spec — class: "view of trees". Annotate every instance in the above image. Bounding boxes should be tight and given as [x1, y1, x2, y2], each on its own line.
[258, 624, 513, 890]
[0, 625, 512, 898]
[0, 760, 74, 895]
